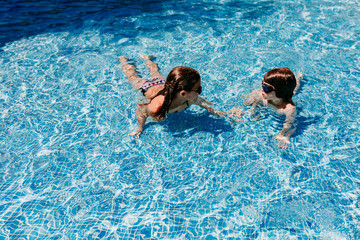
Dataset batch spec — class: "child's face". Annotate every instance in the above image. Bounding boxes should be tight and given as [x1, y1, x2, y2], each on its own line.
[261, 82, 277, 100]
[183, 80, 202, 101]
[261, 89, 276, 100]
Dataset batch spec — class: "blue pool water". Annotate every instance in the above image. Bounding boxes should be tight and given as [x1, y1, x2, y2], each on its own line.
[1, 0, 360, 239]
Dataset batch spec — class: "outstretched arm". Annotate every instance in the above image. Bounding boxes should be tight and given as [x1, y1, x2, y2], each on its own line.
[243, 89, 262, 118]
[243, 89, 261, 106]
[194, 97, 225, 117]
[129, 106, 148, 138]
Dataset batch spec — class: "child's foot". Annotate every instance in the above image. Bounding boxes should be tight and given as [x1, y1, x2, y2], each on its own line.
[140, 54, 154, 60]
[116, 56, 127, 64]
[117, 56, 135, 72]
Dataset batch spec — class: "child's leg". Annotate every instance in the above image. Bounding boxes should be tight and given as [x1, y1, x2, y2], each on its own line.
[140, 54, 164, 80]
[118, 56, 147, 90]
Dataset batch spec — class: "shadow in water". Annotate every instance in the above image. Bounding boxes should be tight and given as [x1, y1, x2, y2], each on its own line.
[144, 109, 234, 137]
[292, 112, 322, 138]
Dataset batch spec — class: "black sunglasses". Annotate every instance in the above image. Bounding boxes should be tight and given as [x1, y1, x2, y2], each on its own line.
[191, 85, 202, 94]
[262, 84, 275, 93]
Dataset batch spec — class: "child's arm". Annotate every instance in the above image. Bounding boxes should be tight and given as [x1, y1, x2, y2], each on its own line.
[243, 89, 261, 105]
[129, 96, 164, 138]
[274, 108, 296, 148]
[293, 72, 304, 95]
[243, 89, 262, 114]
[129, 106, 148, 138]
[194, 97, 225, 117]
[243, 89, 263, 119]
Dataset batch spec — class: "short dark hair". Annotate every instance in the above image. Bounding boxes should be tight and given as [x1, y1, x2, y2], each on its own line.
[263, 68, 296, 103]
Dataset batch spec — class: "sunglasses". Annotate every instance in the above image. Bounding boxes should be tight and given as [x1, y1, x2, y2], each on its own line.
[262, 83, 275, 93]
[191, 85, 202, 94]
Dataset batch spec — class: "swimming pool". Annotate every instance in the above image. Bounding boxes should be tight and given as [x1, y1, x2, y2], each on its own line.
[1, 0, 359, 239]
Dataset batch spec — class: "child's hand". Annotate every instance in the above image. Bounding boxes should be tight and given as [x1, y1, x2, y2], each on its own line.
[195, 96, 212, 107]
[129, 130, 142, 138]
[274, 134, 291, 149]
[223, 107, 245, 122]
[196, 97, 225, 117]
[206, 106, 225, 117]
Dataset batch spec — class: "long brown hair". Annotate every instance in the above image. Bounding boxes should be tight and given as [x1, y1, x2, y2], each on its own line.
[263, 68, 296, 104]
[143, 66, 200, 120]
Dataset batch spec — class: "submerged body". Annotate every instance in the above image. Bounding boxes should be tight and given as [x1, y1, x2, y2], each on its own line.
[244, 68, 304, 149]
[119, 55, 221, 138]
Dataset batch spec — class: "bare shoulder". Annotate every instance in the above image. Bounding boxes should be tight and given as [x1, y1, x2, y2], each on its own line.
[145, 85, 164, 99]
[283, 103, 296, 116]
[147, 95, 164, 114]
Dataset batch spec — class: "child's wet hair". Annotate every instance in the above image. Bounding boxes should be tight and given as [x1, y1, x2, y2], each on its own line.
[155, 66, 200, 119]
[166, 66, 200, 92]
[263, 68, 296, 103]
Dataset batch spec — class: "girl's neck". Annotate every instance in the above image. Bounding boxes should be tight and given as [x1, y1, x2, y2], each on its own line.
[169, 94, 187, 109]
[268, 98, 286, 109]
